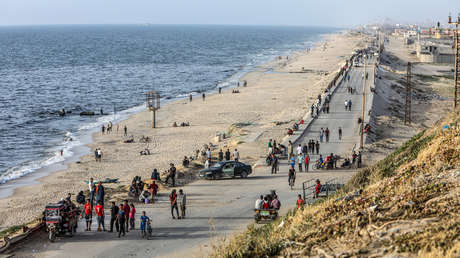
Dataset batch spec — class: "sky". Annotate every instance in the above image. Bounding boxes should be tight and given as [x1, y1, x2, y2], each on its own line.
[0, 0, 458, 27]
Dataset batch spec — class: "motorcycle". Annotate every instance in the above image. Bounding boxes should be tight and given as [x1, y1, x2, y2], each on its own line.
[45, 203, 79, 242]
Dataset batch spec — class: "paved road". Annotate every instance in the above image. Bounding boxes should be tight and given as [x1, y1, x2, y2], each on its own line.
[16, 59, 374, 258]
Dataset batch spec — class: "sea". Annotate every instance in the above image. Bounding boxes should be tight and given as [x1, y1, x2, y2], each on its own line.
[0, 24, 336, 185]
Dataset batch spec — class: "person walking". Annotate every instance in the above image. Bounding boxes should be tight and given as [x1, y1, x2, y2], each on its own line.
[101, 124, 105, 135]
[344, 100, 348, 111]
[218, 149, 223, 161]
[319, 128, 324, 142]
[314, 179, 322, 198]
[271, 154, 278, 174]
[123, 200, 130, 232]
[123, 125, 127, 136]
[165, 163, 176, 186]
[297, 154, 303, 172]
[129, 203, 136, 230]
[233, 149, 239, 162]
[117, 204, 126, 237]
[202, 93, 205, 101]
[189, 93, 192, 102]
[140, 211, 150, 238]
[169, 189, 180, 219]
[178, 189, 187, 219]
[225, 149, 231, 161]
[206, 148, 211, 160]
[304, 154, 310, 172]
[296, 144, 302, 156]
[81, 199, 93, 231]
[95, 201, 105, 231]
[268, 139, 272, 154]
[338, 127, 342, 140]
[315, 141, 320, 155]
[95, 181, 105, 207]
[288, 140, 293, 159]
[109, 202, 119, 233]
[88, 178, 96, 208]
[325, 128, 330, 142]
[348, 100, 352, 111]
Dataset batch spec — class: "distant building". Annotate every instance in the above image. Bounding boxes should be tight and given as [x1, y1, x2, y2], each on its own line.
[415, 39, 455, 64]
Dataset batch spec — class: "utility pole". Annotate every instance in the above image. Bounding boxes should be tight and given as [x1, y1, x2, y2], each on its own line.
[405, 62, 412, 125]
[449, 13, 460, 108]
[360, 55, 366, 150]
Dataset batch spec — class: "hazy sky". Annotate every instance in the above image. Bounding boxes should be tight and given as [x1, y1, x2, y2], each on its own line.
[0, 0, 458, 27]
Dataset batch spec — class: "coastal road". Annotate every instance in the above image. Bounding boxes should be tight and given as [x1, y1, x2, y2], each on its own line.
[15, 58, 374, 258]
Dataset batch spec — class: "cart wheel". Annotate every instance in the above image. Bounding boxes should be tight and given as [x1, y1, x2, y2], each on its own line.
[49, 231, 56, 242]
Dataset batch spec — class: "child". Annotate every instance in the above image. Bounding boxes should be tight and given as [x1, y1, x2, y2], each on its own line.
[140, 211, 150, 238]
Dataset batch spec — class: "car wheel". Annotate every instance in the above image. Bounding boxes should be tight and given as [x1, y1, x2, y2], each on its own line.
[212, 174, 216, 180]
[240, 171, 248, 178]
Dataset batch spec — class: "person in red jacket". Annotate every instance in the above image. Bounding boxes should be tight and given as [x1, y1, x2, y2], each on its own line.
[81, 199, 92, 231]
[304, 154, 310, 172]
[314, 179, 322, 198]
[296, 194, 304, 209]
[94, 201, 105, 231]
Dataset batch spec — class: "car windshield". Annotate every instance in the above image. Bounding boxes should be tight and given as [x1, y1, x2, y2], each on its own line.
[211, 162, 226, 168]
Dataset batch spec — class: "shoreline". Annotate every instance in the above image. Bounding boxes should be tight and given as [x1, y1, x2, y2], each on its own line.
[0, 33, 323, 199]
[0, 30, 360, 229]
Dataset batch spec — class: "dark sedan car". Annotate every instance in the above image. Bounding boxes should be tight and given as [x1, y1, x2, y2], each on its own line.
[199, 161, 252, 180]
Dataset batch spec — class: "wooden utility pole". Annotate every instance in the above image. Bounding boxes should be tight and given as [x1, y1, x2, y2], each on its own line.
[360, 55, 366, 149]
[405, 62, 412, 125]
[449, 14, 460, 108]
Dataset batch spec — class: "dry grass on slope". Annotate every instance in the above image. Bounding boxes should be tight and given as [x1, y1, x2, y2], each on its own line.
[212, 110, 460, 257]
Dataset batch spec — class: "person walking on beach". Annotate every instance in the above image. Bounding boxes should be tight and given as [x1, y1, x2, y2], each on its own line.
[218, 87, 222, 94]
[117, 204, 126, 237]
[344, 100, 348, 111]
[338, 127, 342, 140]
[97, 148, 102, 162]
[315, 141, 320, 155]
[325, 128, 330, 142]
[311, 104, 315, 117]
[95, 201, 105, 231]
[123, 200, 130, 233]
[109, 202, 119, 233]
[233, 149, 239, 162]
[189, 93, 192, 102]
[218, 149, 223, 161]
[81, 199, 92, 231]
[202, 93, 205, 101]
[124, 125, 127, 136]
[165, 163, 176, 186]
[225, 149, 231, 161]
[315, 105, 319, 117]
[101, 124, 105, 135]
[178, 189, 187, 219]
[319, 128, 324, 142]
[169, 189, 180, 219]
[129, 203, 136, 230]
[304, 153, 310, 172]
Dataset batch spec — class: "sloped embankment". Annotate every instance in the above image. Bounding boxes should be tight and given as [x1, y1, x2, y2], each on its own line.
[213, 111, 460, 257]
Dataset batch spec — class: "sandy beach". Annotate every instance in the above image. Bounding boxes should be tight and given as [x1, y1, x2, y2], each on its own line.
[0, 31, 364, 229]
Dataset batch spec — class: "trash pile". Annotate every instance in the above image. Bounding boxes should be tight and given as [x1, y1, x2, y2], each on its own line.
[213, 112, 460, 257]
